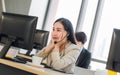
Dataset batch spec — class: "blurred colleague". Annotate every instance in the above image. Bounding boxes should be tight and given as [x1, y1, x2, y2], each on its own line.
[35, 18, 82, 73]
[75, 32, 91, 69]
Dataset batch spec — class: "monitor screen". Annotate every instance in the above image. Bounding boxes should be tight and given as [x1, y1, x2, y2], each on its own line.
[106, 28, 120, 72]
[0, 12, 38, 58]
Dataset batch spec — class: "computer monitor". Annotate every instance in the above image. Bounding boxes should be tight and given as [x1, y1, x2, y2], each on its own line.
[0, 12, 38, 58]
[106, 28, 120, 72]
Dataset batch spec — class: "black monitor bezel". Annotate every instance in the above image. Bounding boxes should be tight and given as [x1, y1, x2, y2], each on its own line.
[106, 28, 120, 72]
[0, 12, 38, 57]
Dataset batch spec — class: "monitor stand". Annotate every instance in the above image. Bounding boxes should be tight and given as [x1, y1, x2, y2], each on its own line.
[26, 50, 32, 56]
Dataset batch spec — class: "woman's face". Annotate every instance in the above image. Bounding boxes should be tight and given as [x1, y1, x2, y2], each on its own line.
[51, 22, 68, 42]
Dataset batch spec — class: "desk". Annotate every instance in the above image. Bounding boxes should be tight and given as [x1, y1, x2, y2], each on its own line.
[0, 53, 95, 75]
[0, 58, 95, 75]
[0, 58, 75, 75]
[16, 54, 95, 75]
[0, 58, 50, 75]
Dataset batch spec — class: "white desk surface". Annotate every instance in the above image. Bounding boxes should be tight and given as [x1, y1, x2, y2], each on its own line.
[17, 54, 95, 75]
[22, 63, 95, 75]
[74, 67, 95, 75]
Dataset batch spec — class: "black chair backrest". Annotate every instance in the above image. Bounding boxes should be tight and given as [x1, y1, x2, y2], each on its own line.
[33, 29, 49, 50]
[76, 48, 91, 69]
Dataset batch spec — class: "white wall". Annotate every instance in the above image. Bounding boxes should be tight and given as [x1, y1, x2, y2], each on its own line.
[4, 0, 31, 15]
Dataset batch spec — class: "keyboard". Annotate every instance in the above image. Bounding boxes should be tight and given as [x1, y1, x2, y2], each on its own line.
[11, 56, 31, 64]
[11, 57, 26, 64]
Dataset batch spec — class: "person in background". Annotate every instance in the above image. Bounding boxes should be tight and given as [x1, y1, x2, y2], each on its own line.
[75, 32, 91, 69]
[35, 18, 82, 73]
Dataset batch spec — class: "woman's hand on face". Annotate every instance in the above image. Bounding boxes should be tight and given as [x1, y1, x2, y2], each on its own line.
[44, 40, 55, 54]
[54, 34, 67, 49]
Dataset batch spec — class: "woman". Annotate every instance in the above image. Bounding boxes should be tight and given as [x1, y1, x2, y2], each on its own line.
[36, 18, 81, 73]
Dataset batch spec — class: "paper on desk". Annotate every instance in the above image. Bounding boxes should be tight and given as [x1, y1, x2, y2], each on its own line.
[5, 48, 19, 59]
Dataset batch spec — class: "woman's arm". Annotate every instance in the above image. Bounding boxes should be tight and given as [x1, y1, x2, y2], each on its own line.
[51, 45, 81, 70]
[36, 43, 54, 58]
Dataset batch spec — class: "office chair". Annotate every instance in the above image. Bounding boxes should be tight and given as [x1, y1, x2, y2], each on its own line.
[76, 48, 91, 69]
[33, 29, 49, 51]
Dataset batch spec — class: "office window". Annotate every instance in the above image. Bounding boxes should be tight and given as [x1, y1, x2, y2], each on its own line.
[54, 0, 82, 31]
[91, 0, 120, 70]
[78, 0, 99, 48]
[29, 0, 49, 29]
